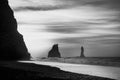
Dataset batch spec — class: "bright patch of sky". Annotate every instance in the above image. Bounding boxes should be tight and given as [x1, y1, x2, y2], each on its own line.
[9, 0, 120, 57]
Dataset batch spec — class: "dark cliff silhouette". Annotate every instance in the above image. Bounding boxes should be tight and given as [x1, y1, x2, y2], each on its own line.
[48, 44, 61, 58]
[0, 0, 30, 60]
[80, 46, 85, 58]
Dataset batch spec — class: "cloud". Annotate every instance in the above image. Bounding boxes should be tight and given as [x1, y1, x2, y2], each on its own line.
[65, 0, 120, 10]
[13, 5, 71, 11]
[85, 0, 120, 10]
[44, 20, 120, 34]
[9, 0, 77, 11]
[9, 0, 120, 12]
[10, 0, 120, 42]
[45, 21, 90, 34]
[43, 20, 120, 45]
[53, 34, 120, 45]
[9, 0, 120, 57]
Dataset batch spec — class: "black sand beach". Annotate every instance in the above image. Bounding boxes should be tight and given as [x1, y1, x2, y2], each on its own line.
[0, 61, 115, 80]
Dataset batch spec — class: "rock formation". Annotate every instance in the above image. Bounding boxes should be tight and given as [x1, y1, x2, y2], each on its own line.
[0, 0, 30, 60]
[80, 46, 85, 58]
[48, 44, 61, 58]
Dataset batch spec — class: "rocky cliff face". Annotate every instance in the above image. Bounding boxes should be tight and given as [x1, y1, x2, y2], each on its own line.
[48, 44, 61, 58]
[0, 0, 30, 60]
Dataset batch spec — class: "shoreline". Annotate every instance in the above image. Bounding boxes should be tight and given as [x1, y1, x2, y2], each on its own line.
[0, 61, 115, 80]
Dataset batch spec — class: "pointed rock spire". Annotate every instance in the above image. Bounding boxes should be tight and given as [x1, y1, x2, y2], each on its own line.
[48, 44, 61, 58]
[80, 46, 85, 58]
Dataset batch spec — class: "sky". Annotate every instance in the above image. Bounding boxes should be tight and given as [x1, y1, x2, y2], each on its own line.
[8, 0, 120, 58]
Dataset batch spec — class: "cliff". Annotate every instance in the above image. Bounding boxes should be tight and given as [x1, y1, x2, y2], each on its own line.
[0, 0, 30, 60]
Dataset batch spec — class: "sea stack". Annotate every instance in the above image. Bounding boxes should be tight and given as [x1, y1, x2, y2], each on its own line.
[80, 46, 85, 58]
[48, 44, 61, 58]
[0, 0, 30, 60]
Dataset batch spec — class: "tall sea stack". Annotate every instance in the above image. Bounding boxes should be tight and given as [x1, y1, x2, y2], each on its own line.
[80, 46, 85, 58]
[0, 0, 30, 60]
[48, 44, 61, 58]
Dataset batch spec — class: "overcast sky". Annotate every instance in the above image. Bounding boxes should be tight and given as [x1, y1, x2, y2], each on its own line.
[9, 0, 120, 58]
